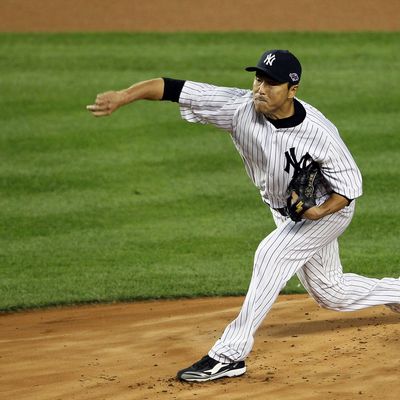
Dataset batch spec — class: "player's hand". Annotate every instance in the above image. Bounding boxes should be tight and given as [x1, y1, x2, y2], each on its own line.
[288, 192, 322, 221]
[86, 91, 126, 117]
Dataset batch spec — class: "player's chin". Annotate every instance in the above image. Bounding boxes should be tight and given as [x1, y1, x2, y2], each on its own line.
[254, 100, 270, 114]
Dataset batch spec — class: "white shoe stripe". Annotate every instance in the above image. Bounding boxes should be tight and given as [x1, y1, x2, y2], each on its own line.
[205, 362, 228, 375]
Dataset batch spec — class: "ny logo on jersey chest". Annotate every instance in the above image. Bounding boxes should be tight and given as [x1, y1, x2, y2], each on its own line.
[284, 147, 312, 174]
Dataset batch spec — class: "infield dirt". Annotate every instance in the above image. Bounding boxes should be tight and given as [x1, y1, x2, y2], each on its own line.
[1, 295, 399, 400]
[0, 1, 399, 399]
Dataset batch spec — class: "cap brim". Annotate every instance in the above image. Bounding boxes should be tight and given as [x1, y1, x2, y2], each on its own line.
[244, 67, 286, 83]
[245, 66, 259, 72]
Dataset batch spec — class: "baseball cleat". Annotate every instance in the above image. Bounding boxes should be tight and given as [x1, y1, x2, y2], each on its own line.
[177, 355, 246, 382]
[385, 303, 400, 313]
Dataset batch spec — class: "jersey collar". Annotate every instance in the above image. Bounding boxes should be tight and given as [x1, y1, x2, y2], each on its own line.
[266, 98, 306, 129]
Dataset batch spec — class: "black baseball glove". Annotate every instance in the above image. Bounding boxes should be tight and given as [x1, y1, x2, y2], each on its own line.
[286, 161, 326, 222]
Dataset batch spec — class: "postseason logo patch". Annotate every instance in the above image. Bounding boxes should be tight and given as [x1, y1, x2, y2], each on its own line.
[289, 73, 299, 82]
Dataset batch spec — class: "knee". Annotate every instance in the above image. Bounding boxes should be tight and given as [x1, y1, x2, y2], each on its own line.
[316, 286, 350, 311]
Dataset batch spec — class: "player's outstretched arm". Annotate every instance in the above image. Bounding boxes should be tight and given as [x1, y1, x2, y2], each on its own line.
[86, 78, 164, 117]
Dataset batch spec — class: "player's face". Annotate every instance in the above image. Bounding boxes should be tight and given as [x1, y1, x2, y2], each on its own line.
[252, 73, 298, 119]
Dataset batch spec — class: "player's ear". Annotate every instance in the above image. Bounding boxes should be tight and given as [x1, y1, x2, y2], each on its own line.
[288, 84, 299, 99]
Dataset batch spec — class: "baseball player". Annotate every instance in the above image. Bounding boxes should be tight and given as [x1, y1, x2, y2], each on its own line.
[87, 49, 400, 383]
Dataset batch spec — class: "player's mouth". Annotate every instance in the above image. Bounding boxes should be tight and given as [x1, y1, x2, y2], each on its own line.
[254, 95, 268, 103]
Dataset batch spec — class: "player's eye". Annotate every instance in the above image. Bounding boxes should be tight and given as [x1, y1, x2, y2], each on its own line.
[265, 78, 280, 86]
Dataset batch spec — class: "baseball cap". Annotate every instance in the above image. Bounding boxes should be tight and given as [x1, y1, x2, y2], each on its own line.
[245, 49, 302, 84]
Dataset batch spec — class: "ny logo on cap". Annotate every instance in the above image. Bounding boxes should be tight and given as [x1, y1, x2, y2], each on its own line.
[263, 53, 276, 66]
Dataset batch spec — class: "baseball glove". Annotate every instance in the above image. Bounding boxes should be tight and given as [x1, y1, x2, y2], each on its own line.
[286, 161, 326, 222]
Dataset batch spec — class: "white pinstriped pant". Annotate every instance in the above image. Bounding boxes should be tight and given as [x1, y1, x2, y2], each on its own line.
[209, 202, 400, 363]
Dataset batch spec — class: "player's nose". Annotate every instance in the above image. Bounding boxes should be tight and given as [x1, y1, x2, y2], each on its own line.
[257, 81, 267, 95]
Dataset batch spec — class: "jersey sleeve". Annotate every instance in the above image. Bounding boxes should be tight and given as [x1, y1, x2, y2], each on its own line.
[321, 134, 363, 201]
[178, 81, 250, 132]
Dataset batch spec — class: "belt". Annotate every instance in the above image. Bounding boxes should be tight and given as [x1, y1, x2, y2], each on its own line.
[274, 207, 288, 217]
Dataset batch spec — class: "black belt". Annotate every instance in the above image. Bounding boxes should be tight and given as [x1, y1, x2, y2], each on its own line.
[274, 207, 288, 217]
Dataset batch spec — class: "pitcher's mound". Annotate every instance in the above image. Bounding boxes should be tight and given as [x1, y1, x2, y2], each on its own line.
[0, 295, 399, 400]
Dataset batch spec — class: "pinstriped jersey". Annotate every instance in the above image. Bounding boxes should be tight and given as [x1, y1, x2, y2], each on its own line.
[179, 81, 362, 209]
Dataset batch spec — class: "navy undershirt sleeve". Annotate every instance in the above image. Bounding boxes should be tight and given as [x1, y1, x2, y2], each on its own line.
[162, 78, 186, 102]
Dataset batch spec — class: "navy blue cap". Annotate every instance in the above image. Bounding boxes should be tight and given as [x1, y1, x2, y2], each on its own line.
[245, 49, 302, 84]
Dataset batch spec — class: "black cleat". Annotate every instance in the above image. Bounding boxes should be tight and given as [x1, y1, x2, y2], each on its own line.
[177, 355, 246, 382]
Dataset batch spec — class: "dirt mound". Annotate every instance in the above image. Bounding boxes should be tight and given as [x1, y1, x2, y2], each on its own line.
[1, 295, 399, 399]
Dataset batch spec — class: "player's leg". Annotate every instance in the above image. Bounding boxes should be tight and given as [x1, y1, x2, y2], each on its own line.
[207, 206, 353, 364]
[177, 204, 361, 382]
[178, 221, 303, 381]
[296, 239, 400, 311]
[178, 219, 306, 381]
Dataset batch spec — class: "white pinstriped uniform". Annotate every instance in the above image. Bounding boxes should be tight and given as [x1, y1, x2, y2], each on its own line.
[178, 81, 400, 363]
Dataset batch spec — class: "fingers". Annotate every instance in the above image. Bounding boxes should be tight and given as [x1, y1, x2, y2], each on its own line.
[86, 104, 112, 117]
[86, 104, 111, 117]
[289, 190, 299, 205]
[86, 92, 115, 117]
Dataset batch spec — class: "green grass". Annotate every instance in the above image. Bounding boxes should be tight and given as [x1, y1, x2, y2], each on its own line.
[0, 32, 399, 311]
